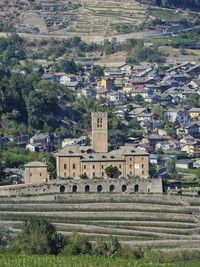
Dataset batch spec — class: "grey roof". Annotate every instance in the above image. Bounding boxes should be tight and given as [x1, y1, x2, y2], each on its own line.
[57, 145, 148, 160]
[24, 161, 47, 167]
[31, 133, 49, 140]
[189, 108, 200, 112]
[176, 159, 194, 164]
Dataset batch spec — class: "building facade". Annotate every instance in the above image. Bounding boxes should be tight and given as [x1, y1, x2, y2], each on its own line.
[24, 161, 49, 184]
[56, 112, 149, 179]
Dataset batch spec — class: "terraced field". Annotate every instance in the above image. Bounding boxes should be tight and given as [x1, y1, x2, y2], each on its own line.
[0, 0, 149, 36]
[1, 193, 200, 251]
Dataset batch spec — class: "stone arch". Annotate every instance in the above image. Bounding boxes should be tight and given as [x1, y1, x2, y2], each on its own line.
[122, 184, 127, 192]
[85, 185, 90, 192]
[134, 184, 139, 193]
[109, 184, 115, 192]
[97, 185, 103, 192]
[72, 185, 77, 193]
[60, 185, 65, 193]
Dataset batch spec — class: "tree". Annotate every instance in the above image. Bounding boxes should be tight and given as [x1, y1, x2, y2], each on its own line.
[0, 225, 11, 249]
[15, 219, 66, 255]
[164, 122, 176, 138]
[149, 163, 157, 177]
[151, 104, 164, 120]
[105, 165, 120, 178]
[90, 65, 104, 77]
[184, 93, 200, 108]
[56, 59, 79, 74]
[129, 44, 165, 63]
[196, 167, 200, 180]
[0, 161, 5, 182]
[61, 232, 91, 255]
[128, 129, 144, 138]
[41, 153, 56, 178]
[128, 119, 140, 130]
[92, 237, 108, 257]
[165, 159, 176, 175]
[26, 90, 58, 130]
[132, 94, 144, 105]
[106, 236, 121, 257]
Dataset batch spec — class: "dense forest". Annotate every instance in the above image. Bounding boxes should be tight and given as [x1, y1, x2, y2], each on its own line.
[139, 0, 200, 9]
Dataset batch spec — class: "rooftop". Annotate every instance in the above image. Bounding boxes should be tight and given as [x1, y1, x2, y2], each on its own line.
[24, 161, 47, 167]
[57, 145, 148, 160]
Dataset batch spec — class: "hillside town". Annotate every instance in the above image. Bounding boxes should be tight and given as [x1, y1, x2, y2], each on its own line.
[2, 1, 200, 266]
[2, 58, 200, 194]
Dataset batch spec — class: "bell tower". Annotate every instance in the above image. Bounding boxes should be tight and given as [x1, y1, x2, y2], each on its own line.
[92, 112, 108, 153]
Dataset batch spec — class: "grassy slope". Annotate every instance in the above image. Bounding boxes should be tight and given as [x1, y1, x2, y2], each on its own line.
[0, 254, 200, 267]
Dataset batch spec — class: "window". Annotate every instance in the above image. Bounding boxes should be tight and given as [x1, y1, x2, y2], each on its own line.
[64, 164, 67, 169]
[122, 185, 127, 192]
[93, 165, 95, 169]
[130, 164, 132, 168]
[130, 158, 132, 161]
[85, 185, 90, 192]
[101, 165, 104, 169]
[93, 172, 95, 177]
[142, 171, 144, 175]
[60, 185, 65, 193]
[97, 117, 103, 128]
[110, 185, 115, 192]
[73, 172, 75, 177]
[30, 173, 32, 176]
[73, 164, 76, 169]
[119, 165, 121, 169]
[97, 185, 103, 192]
[40, 173, 42, 176]
[64, 172, 66, 177]
[134, 184, 139, 192]
[84, 165, 86, 169]
[142, 157, 144, 161]
[72, 185, 77, 193]
[102, 172, 104, 177]
[130, 171, 132, 175]
[142, 164, 144, 168]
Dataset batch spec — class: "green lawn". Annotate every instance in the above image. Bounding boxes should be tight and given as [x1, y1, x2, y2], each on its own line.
[149, 8, 182, 21]
[177, 168, 197, 175]
[0, 254, 200, 267]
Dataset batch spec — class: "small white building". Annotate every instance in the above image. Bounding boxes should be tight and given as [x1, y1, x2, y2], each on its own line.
[108, 92, 127, 104]
[60, 75, 76, 85]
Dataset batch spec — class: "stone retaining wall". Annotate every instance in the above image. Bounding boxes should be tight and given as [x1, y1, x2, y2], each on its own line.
[0, 178, 163, 196]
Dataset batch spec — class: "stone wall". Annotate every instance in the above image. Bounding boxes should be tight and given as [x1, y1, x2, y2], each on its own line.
[0, 178, 163, 196]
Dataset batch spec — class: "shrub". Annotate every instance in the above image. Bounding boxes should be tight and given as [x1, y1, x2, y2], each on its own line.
[61, 232, 91, 256]
[106, 236, 121, 258]
[0, 225, 11, 250]
[92, 237, 108, 257]
[14, 219, 66, 255]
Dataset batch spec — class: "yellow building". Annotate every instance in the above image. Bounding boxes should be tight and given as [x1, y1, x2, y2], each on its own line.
[97, 77, 114, 90]
[123, 84, 134, 94]
[181, 142, 200, 157]
[189, 108, 200, 121]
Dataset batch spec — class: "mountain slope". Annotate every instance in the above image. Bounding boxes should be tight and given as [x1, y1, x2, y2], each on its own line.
[138, 0, 200, 9]
[0, 0, 148, 35]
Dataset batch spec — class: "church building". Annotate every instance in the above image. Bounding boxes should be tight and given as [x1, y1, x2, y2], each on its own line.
[56, 112, 149, 179]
